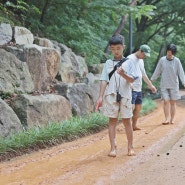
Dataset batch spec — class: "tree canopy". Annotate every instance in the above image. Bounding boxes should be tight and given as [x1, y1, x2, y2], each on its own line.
[1, 0, 185, 80]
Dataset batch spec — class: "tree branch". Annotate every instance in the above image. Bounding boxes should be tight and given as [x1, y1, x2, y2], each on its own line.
[146, 18, 175, 42]
[104, 0, 137, 53]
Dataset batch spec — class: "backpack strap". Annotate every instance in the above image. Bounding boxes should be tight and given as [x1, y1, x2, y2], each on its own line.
[108, 58, 128, 80]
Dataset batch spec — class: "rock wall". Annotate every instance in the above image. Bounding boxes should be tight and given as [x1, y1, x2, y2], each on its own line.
[0, 23, 101, 138]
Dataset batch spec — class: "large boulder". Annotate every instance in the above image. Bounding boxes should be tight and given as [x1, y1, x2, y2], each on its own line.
[88, 63, 104, 74]
[13, 26, 34, 45]
[35, 39, 89, 84]
[68, 83, 94, 116]
[0, 98, 22, 138]
[0, 23, 12, 45]
[2, 45, 25, 62]
[0, 49, 34, 93]
[34, 37, 54, 48]
[23, 44, 60, 91]
[55, 43, 89, 84]
[55, 83, 94, 116]
[54, 72, 101, 117]
[12, 94, 72, 127]
[86, 73, 101, 105]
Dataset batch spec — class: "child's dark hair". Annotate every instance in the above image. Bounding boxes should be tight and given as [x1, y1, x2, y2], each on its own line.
[166, 44, 177, 55]
[109, 34, 125, 45]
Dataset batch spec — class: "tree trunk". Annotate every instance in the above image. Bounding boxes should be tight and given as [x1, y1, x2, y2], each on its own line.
[40, 0, 50, 23]
[104, 0, 137, 53]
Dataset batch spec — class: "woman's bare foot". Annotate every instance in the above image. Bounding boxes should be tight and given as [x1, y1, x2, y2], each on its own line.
[128, 148, 135, 156]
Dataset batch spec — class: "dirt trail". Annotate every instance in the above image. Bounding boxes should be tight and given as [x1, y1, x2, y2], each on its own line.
[0, 92, 185, 185]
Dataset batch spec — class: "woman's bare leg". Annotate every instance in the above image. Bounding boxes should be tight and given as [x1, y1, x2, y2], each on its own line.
[170, 100, 176, 124]
[163, 99, 170, 124]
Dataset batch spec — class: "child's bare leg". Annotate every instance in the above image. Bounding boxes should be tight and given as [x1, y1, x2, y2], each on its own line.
[122, 118, 135, 156]
[132, 104, 142, 130]
[108, 118, 118, 157]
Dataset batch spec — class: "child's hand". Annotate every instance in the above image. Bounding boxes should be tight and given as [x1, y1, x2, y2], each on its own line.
[96, 101, 102, 111]
[117, 67, 124, 75]
[150, 85, 157, 93]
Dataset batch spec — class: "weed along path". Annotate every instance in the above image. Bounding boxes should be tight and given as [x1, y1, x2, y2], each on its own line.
[1, 92, 185, 185]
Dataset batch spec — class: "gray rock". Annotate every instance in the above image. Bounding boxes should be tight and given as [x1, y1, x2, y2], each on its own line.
[0, 48, 34, 93]
[13, 26, 34, 45]
[0, 98, 22, 138]
[68, 83, 94, 116]
[34, 37, 54, 48]
[12, 94, 72, 127]
[0, 23, 12, 45]
[56, 43, 89, 84]
[2, 45, 25, 61]
[23, 44, 60, 91]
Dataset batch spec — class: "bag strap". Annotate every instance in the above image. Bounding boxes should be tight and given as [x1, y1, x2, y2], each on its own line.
[108, 58, 128, 80]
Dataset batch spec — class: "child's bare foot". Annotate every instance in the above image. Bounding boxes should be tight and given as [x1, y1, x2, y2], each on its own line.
[108, 149, 116, 157]
[128, 148, 135, 156]
[162, 119, 170, 125]
[162, 122, 169, 125]
[133, 127, 141, 131]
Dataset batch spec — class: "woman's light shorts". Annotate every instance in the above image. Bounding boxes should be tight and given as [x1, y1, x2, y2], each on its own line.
[161, 88, 181, 100]
[100, 94, 132, 119]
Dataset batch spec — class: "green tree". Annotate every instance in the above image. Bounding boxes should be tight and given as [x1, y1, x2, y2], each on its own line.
[133, 0, 185, 60]
[1, 0, 185, 72]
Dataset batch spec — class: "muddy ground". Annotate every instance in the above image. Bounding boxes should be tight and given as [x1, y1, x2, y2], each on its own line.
[0, 92, 185, 185]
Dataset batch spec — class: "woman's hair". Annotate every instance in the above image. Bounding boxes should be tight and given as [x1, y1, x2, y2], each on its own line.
[109, 34, 125, 45]
[166, 44, 177, 55]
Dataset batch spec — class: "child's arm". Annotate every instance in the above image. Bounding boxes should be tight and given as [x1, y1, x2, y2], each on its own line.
[96, 81, 107, 110]
[117, 67, 135, 83]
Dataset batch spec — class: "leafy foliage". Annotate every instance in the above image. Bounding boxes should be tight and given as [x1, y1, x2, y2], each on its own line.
[1, 0, 185, 77]
[140, 98, 157, 116]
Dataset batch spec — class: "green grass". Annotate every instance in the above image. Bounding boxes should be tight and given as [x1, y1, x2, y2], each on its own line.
[140, 98, 157, 116]
[0, 98, 156, 160]
[0, 113, 108, 156]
